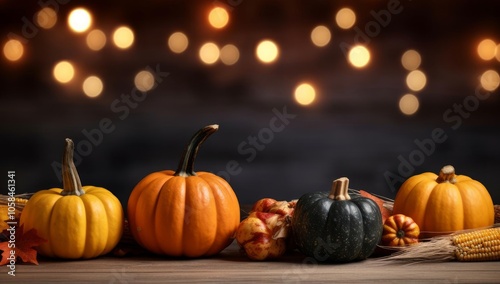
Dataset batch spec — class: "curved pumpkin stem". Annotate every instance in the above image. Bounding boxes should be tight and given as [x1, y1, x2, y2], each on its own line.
[328, 177, 351, 201]
[436, 165, 457, 184]
[61, 138, 85, 196]
[174, 124, 219, 177]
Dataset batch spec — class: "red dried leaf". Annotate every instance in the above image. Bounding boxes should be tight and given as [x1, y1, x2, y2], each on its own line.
[359, 190, 392, 223]
[0, 224, 47, 265]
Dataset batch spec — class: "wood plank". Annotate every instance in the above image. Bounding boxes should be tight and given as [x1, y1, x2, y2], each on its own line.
[2, 241, 500, 283]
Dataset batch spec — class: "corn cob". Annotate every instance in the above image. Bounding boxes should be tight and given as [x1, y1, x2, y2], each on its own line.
[379, 226, 500, 262]
[495, 205, 500, 224]
[453, 227, 500, 261]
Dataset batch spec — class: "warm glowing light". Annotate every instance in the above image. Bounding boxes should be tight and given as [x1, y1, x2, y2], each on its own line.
[134, 70, 156, 92]
[496, 44, 500, 62]
[199, 42, 220, 65]
[401, 49, 421, 71]
[3, 39, 24, 62]
[256, 40, 279, 64]
[86, 29, 106, 51]
[208, 7, 229, 29]
[83, 76, 103, 98]
[294, 83, 316, 106]
[406, 70, 427, 91]
[480, 69, 500, 91]
[399, 94, 419, 116]
[36, 7, 57, 29]
[348, 45, 370, 68]
[53, 61, 75, 83]
[220, 44, 239, 65]
[68, 8, 92, 33]
[168, 32, 189, 54]
[335, 8, 356, 29]
[112, 26, 134, 49]
[310, 25, 331, 47]
[477, 39, 497, 61]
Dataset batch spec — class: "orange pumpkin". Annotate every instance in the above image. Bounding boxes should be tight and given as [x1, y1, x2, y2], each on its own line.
[393, 165, 494, 235]
[127, 125, 240, 257]
[381, 214, 420, 246]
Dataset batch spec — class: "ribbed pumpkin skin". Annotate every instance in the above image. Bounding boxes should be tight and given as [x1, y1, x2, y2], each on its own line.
[393, 170, 494, 234]
[20, 186, 124, 259]
[292, 191, 382, 262]
[127, 170, 240, 257]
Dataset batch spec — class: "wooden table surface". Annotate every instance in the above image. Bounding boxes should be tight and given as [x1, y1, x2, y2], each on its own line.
[1, 240, 499, 283]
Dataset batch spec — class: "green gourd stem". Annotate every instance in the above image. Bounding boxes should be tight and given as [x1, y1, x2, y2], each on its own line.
[436, 165, 457, 184]
[396, 229, 406, 239]
[328, 177, 351, 201]
[174, 124, 219, 177]
[61, 138, 85, 196]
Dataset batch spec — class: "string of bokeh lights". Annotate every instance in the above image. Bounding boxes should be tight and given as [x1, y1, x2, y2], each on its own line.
[2, 5, 500, 115]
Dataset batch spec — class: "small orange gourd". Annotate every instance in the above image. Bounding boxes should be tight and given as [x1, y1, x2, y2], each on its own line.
[381, 214, 420, 246]
[127, 125, 240, 257]
[393, 165, 494, 235]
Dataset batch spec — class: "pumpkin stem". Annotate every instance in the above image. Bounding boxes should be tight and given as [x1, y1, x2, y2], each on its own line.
[328, 177, 351, 201]
[174, 124, 219, 177]
[61, 138, 85, 196]
[436, 165, 457, 184]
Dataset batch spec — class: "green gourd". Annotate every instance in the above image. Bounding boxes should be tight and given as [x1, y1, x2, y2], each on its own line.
[292, 177, 382, 262]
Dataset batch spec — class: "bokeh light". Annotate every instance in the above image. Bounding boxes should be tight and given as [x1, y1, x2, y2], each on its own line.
[310, 25, 331, 47]
[113, 26, 134, 49]
[199, 42, 220, 65]
[53, 61, 75, 84]
[134, 70, 156, 92]
[335, 8, 356, 29]
[256, 40, 279, 64]
[168, 32, 189, 54]
[399, 94, 420, 116]
[82, 76, 103, 98]
[68, 8, 92, 33]
[86, 29, 106, 51]
[497, 44, 500, 62]
[220, 44, 239, 65]
[36, 7, 57, 29]
[406, 70, 427, 91]
[348, 45, 370, 68]
[3, 39, 24, 62]
[401, 49, 421, 71]
[208, 7, 229, 29]
[477, 39, 497, 61]
[294, 83, 316, 106]
[480, 69, 500, 91]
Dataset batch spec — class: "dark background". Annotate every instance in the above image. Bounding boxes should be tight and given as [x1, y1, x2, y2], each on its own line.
[1, 0, 499, 209]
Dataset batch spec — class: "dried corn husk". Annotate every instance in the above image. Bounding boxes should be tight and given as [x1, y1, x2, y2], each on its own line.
[348, 189, 394, 212]
[0, 193, 33, 210]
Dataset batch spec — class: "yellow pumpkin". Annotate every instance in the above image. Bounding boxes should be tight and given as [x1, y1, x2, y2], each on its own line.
[393, 165, 494, 235]
[20, 139, 124, 259]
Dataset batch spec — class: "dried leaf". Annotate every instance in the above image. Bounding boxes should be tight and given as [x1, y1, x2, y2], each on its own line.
[0, 224, 47, 265]
[359, 190, 392, 223]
